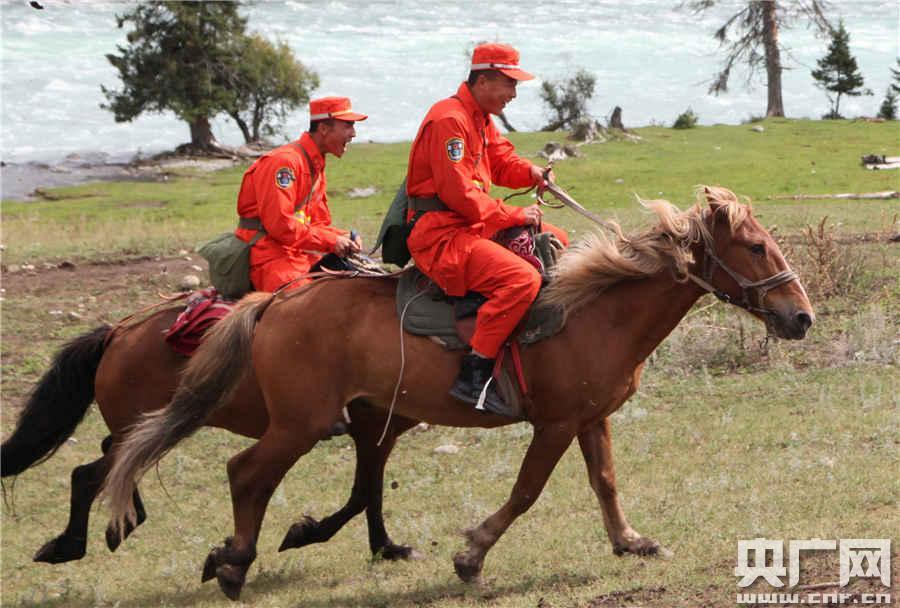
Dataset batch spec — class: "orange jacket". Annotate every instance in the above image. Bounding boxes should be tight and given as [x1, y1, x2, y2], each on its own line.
[406, 82, 536, 296]
[235, 133, 345, 269]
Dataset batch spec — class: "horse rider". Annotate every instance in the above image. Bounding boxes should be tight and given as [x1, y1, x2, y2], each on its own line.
[405, 42, 570, 417]
[235, 96, 368, 292]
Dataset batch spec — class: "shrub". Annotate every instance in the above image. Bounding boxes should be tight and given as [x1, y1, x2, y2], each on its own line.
[673, 107, 698, 129]
[540, 69, 597, 132]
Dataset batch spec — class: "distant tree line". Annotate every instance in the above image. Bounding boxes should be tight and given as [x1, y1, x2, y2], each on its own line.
[537, 1, 896, 134]
[102, 1, 318, 153]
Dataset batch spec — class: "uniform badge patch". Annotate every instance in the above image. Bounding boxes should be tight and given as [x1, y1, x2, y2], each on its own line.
[446, 137, 464, 162]
[275, 167, 295, 189]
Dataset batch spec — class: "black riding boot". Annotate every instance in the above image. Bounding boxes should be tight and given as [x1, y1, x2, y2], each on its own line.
[449, 354, 515, 418]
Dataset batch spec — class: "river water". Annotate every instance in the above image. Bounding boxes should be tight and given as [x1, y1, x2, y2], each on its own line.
[1, 0, 898, 165]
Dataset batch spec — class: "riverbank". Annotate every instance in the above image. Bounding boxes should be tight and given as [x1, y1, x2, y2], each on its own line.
[0, 154, 245, 202]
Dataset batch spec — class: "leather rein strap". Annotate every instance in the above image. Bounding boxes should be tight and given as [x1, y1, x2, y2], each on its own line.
[541, 183, 799, 318]
[687, 212, 798, 317]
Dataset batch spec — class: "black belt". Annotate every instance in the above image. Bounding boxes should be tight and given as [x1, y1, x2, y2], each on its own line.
[238, 216, 265, 231]
[408, 197, 449, 212]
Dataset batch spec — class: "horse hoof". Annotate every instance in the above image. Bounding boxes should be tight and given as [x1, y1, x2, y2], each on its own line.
[379, 543, 422, 561]
[216, 564, 247, 601]
[201, 551, 219, 583]
[104, 511, 145, 552]
[452, 552, 483, 583]
[278, 515, 319, 552]
[33, 536, 86, 564]
[613, 537, 668, 557]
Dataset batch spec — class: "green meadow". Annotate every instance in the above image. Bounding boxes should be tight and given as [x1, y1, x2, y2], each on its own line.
[1, 119, 897, 607]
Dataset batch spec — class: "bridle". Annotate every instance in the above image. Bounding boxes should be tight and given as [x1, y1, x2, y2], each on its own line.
[537, 179, 798, 319]
[685, 210, 799, 319]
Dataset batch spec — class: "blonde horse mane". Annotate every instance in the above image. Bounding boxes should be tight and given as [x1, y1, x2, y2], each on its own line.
[541, 185, 750, 315]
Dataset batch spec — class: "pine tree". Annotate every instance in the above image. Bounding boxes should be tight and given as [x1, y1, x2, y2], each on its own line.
[877, 88, 897, 120]
[683, 1, 832, 117]
[891, 57, 900, 93]
[811, 20, 869, 119]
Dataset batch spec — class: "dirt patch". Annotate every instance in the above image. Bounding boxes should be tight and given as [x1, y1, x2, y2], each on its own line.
[2, 255, 204, 299]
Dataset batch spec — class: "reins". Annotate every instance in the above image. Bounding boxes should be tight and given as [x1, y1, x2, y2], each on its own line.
[687, 211, 799, 320]
[540, 181, 800, 324]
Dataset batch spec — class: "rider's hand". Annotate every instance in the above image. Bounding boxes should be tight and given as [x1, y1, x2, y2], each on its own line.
[522, 204, 544, 227]
[334, 234, 361, 257]
[530, 164, 555, 195]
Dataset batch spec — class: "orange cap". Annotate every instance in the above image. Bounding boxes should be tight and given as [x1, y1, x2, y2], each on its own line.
[470, 43, 534, 81]
[309, 97, 368, 122]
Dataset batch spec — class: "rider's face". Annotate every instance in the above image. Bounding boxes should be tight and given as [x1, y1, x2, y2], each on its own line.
[320, 120, 357, 158]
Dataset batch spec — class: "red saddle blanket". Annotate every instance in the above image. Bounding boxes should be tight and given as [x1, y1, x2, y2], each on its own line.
[164, 288, 236, 356]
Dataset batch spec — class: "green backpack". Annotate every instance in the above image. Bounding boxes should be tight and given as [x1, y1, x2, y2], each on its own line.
[198, 230, 264, 300]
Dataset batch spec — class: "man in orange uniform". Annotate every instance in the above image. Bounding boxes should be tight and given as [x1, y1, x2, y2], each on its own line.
[406, 43, 569, 417]
[235, 97, 367, 292]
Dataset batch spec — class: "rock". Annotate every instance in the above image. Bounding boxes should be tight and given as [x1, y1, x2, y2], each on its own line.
[538, 141, 579, 162]
[751, 125, 765, 133]
[58, 261, 76, 270]
[434, 444, 460, 455]
[178, 249, 189, 256]
[66, 311, 83, 322]
[179, 274, 201, 291]
[49, 310, 64, 317]
[21, 264, 35, 271]
[42, 262, 55, 270]
[189, 264, 204, 272]
[7, 264, 21, 273]
[411, 422, 431, 433]
[614, 178, 624, 184]
[568, 118, 603, 143]
[348, 186, 378, 199]
[183, 256, 192, 261]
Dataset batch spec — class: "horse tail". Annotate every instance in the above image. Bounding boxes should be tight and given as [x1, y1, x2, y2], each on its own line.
[102, 291, 272, 536]
[1, 325, 111, 478]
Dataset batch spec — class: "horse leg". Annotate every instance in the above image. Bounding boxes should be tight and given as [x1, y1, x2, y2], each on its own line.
[453, 424, 576, 582]
[32, 437, 113, 563]
[577, 418, 666, 557]
[202, 429, 317, 601]
[278, 411, 419, 560]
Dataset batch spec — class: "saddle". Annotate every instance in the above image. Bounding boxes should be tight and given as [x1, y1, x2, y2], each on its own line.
[395, 229, 567, 418]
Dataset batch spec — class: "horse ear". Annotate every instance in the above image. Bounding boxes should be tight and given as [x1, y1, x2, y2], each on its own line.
[703, 186, 724, 213]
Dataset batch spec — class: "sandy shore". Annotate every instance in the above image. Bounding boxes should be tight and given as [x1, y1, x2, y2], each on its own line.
[1, 154, 244, 202]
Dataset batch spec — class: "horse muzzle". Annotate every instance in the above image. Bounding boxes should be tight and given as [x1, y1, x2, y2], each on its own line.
[771, 309, 814, 340]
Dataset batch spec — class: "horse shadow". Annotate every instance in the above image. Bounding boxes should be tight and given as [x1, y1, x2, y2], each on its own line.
[9, 564, 599, 608]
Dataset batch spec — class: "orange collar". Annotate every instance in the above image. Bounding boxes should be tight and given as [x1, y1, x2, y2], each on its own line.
[455, 82, 489, 128]
[298, 132, 326, 173]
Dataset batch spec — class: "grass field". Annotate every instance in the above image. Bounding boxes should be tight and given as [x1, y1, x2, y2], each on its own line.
[1, 119, 897, 607]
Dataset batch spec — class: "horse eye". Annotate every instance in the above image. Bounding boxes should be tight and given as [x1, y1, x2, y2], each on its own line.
[749, 244, 766, 256]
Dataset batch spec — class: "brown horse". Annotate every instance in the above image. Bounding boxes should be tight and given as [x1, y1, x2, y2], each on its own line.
[2, 306, 419, 565]
[103, 186, 814, 600]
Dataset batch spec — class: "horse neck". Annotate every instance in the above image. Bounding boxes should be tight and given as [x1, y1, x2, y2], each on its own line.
[568, 270, 704, 367]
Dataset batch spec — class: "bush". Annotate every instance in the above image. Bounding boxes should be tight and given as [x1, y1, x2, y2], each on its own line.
[877, 88, 897, 120]
[672, 107, 698, 129]
[540, 69, 597, 132]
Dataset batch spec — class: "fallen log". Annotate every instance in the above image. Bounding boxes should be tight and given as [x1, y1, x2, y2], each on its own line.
[768, 191, 899, 201]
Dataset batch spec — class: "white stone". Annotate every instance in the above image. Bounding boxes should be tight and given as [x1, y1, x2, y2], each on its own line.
[179, 274, 201, 291]
[348, 186, 378, 199]
[751, 125, 765, 133]
[434, 444, 460, 455]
